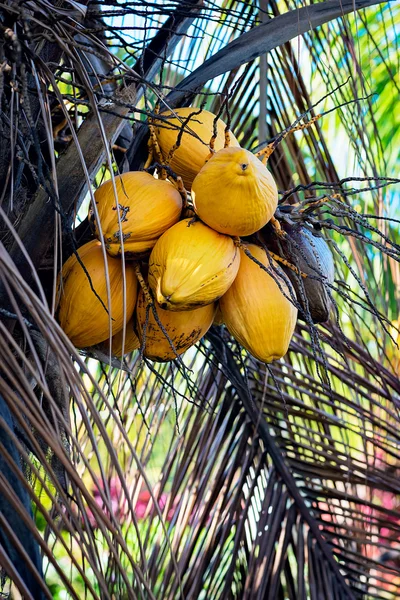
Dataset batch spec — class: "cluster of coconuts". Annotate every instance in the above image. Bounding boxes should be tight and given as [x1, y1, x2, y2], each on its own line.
[57, 107, 300, 363]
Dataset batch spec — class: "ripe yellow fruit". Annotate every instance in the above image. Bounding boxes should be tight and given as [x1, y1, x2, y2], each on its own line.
[136, 289, 215, 362]
[154, 107, 240, 190]
[192, 147, 278, 236]
[220, 244, 297, 363]
[110, 318, 140, 357]
[57, 240, 137, 348]
[148, 218, 240, 311]
[90, 171, 182, 258]
[213, 304, 224, 326]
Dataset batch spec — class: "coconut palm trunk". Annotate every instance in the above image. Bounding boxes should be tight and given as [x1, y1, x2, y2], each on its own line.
[0, 393, 46, 599]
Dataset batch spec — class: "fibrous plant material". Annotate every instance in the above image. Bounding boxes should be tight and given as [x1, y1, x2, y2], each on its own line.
[191, 146, 278, 236]
[57, 240, 137, 348]
[90, 172, 182, 258]
[148, 218, 240, 311]
[220, 244, 297, 362]
[136, 289, 216, 362]
[154, 107, 240, 189]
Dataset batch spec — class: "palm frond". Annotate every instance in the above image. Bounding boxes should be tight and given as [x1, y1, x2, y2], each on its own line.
[0, 0, 398, 598]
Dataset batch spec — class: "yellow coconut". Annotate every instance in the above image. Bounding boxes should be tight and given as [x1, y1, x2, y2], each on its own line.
[154, 107, 240, 190]
[136, 289, 215, 362]
[109, 318, 140, 357]
[90, 171, 182, 258]
[57, 240, 137, 348]
[192, 146, 278, 236]
[148, 218, 240, 311]
[219, 244, 297, 363]
[213, 304, 224, 326]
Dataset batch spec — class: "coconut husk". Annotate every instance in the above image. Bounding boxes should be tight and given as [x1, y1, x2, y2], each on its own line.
[267, 224, 334, 324]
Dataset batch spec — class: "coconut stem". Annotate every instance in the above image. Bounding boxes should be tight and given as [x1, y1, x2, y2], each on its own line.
[143, 137, 154, 170]
[233, 238, 307, 278]
[133, 263, 153, 306]
[175, 176, 189, 209]
[257, 142, 274, 164]
[256, 113, 322, 163]
[148, 107, 167, 179]
[268, 252, 308, 278]
[270, 215, 286, 238]
[205, 137, 216, 163]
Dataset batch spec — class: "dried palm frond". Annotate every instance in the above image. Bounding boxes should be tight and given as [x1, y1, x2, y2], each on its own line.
[0, 0, 399, 598]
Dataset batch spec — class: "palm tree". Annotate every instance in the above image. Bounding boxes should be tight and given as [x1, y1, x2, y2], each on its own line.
[0, 0, 399, 598]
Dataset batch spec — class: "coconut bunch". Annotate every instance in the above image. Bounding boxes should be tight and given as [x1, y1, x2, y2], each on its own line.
[56, 108, 332, 363]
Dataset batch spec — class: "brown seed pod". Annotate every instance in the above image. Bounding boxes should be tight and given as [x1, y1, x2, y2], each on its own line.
[268, 225, 334, 324]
